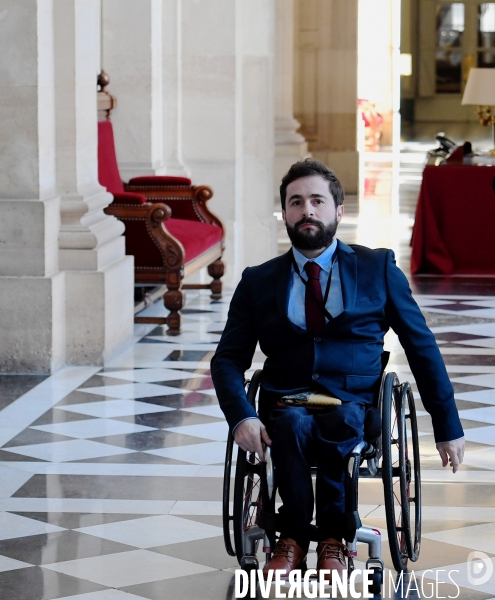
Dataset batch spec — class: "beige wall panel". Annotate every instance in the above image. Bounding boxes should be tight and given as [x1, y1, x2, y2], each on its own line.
[313, 114, 358, 152]
[294, 0, 359, 192]
[313, 150, 359, 194]
[418, 0, 436, 98]
[299, 0, 318, 31]
[328, 1, 358, 50]
[317, 49, 358, 113]
[416, 99, 479, 122]
[296, 48, 318, 137]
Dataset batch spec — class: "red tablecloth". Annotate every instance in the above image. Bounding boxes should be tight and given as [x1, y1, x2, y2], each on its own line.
[411, 165, 495, 275]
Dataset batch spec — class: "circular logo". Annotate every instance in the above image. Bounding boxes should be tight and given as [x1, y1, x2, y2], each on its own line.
[467, 551, 494, 586]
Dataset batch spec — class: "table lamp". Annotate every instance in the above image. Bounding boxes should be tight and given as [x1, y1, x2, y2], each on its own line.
[461, 67, 495, 147]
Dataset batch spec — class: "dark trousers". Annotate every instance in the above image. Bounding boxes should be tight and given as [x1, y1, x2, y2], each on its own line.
[268, 402, 366, 551]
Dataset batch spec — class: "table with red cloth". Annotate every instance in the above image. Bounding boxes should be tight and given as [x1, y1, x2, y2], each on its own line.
[411, 165, 495, 275]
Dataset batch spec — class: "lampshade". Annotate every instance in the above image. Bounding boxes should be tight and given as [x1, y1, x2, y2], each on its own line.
[462, 68, 495, 105]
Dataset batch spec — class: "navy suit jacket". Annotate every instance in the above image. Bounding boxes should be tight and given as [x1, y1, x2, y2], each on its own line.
[211, 241, 463, 443]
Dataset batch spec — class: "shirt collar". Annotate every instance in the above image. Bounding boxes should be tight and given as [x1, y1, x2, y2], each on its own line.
[292, 238, 338, 275]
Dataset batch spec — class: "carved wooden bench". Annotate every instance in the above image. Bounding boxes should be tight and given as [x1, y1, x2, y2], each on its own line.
[98, 120, 225, 335]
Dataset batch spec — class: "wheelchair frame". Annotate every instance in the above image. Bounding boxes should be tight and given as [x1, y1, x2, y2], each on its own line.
[222, 370, 422, 594]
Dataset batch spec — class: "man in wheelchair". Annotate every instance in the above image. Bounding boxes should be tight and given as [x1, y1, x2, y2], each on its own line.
[211, 159, 465, 582]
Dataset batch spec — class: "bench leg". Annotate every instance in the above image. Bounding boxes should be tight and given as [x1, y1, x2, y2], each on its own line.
[207, 259, 224, 300]
[164, 272, 183, 335]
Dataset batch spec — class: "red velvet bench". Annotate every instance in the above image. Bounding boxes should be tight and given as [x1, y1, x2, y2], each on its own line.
[98, 120, 225, 335]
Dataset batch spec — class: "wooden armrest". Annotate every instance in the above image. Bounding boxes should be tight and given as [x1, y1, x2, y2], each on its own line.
[123, 183, 224, 235]
[105, 201, 171, 223]
[104, 201, 185, 272]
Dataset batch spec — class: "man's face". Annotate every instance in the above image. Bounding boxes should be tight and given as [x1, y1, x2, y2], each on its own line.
[282, 175, 344, 251]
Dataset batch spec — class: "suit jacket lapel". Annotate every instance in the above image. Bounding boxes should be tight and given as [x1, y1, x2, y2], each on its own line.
[336, 240, 356, 315]
[276, 250, 294, 325]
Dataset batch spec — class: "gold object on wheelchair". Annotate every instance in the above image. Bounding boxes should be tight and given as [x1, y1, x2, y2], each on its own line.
[278, 391, 342, 408]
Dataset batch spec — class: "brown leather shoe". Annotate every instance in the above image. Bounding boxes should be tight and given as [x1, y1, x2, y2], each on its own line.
[262, 537, 307, 578]
[316, 538, 351, 584]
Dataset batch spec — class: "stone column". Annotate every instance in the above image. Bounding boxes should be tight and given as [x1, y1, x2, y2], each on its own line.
[294, 0, 359, 194]
[0, 0, 65, 372]
[274, 0, 309, 202]
[102, 0, 165, 180]
[162, 0, 189, 176]
[54, 0, 134, 364]
[180, 0, 277, 283]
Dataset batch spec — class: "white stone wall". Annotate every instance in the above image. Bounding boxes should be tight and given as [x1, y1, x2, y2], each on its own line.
[0, 0, 363, 371]
[103, 0, 166, 180]
[0, 0, 65, 373]
[179, 0, 277, 282]
[0, 0, 133, 373]
[55, 0, 134, 366]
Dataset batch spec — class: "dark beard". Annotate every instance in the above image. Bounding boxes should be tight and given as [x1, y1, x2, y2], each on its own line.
[286, 217, 338, 251]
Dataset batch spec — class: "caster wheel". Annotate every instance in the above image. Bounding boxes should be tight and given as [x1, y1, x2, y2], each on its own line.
[369, 567, 382, 595]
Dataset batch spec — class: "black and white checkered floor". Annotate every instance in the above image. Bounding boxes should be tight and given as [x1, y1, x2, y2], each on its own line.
[2, 149, 495, 599]
[1, 290, 495, 599]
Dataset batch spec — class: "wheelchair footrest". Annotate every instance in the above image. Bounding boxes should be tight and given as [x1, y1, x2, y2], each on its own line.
[240, 555, 259, 571]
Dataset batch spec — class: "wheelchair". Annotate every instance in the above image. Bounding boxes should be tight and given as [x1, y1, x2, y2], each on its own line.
[222, 370, 422, 595]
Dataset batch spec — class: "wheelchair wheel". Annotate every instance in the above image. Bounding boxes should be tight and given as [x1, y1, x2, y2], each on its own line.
[223, 370, 263, 564]
[381, 373, 422, 572]
[402, 382, 421, 560]
[222, 432, 236, 556]
[233, 447, 264, 566]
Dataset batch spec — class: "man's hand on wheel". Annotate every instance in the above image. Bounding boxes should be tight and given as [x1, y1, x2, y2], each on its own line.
[234, 419, 272, 462]
[436, 437, 465, 473]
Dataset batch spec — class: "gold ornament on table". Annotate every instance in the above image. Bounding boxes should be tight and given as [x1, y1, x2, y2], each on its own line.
[477, 105, 495, 126]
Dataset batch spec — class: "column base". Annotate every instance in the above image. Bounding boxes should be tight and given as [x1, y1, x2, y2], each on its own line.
[59, 237, 126, 271]
[65, 255, 134, 365]
[119, 161, 192, 181]
[0, 273, 66, 373]
[163, 160, 191, 178]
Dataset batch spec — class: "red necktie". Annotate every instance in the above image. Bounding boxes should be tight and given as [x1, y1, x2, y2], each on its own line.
[304, 262, 325, 333]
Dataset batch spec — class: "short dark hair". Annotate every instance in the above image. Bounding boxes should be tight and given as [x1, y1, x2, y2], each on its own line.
[279, 158, 345, 210]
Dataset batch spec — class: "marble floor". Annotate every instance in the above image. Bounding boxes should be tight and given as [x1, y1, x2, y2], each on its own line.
[1, 147, 495, 599]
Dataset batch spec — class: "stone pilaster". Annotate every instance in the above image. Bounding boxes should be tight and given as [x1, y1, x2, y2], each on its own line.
[294, 0, 359, 193]
[274, 0, 309, 203]
[54, 0, 134, 365]
[180, 0, 277, 283]
[162, 0, 189, 176]
[0, 0, 65, 372]
[102, 0, 165, 180]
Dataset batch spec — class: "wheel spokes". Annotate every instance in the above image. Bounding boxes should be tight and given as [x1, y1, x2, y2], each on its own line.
[243, 478, 261, 530]
[242, 455, 262, 532]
